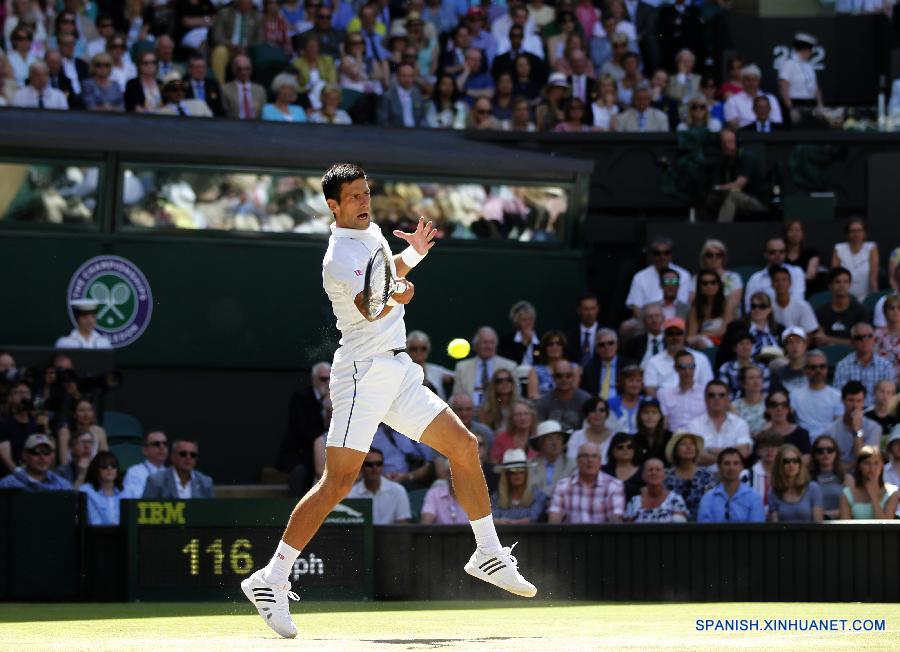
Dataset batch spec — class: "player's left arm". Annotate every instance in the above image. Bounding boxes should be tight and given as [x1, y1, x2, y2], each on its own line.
[392, 216, 437, 277]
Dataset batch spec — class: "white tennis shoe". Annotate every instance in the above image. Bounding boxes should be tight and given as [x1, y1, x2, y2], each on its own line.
[464, 542, 537, 597]
[241, 569, 299, 639]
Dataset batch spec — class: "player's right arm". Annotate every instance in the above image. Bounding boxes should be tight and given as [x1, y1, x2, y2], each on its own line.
[352, 280, 415, 322]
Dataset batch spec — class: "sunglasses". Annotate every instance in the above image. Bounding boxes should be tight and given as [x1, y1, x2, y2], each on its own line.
[111, 43, 126, 49]
[661, 278, 680, 286]
[652, 249, 672, 257]
[317, 13, 331, 19]
[814, 446, 836, 454]
[782, 458, 801, 466]
[363, 461, 383, 468]
[98, 463, 118, 470]
[852, 333, 874, 341]
[805, 363, 827, 370]
[677, 363, 696, 370]
[690, 104, 706, 110]
[317, 376, 331, 382]
[141, 59, 158, 65]
[349, 40, 364, 45]
[95, 62, 111, 68]
[27, 447, 54, 457]
[177, 450, 198, 459]
[597, 340, 616, 347]
[147, 440, 168, 447]
[664, 329, 684, 336]
[767, 400, 789, 408]
[706, 392, 728, 399]
[553, 372, 574, 379]
[750, 303, 769, 310]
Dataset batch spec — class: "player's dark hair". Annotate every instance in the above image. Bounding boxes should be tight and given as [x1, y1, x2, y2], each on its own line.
[321, 163, 367, 204]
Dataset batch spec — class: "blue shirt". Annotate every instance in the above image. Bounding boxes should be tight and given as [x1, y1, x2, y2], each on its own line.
[0, 468, 72, 492]
[79, 484, 123, 525]
[372, 425, 435, 475]
[261, 104, 308, 122]
[697, 482, 766, 523]
[461, 72, 494, 106]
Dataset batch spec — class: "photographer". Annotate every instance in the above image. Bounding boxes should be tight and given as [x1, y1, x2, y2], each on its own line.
[0, 380, 50, 475]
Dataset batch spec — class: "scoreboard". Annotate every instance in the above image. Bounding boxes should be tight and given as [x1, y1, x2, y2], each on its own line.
[123, 499, 373, 601]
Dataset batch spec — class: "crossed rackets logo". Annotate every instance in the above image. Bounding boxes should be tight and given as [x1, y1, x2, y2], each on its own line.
[89, 281, 131, 322]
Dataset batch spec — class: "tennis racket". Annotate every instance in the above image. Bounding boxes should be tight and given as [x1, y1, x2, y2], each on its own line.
[362, 244, 405, 319]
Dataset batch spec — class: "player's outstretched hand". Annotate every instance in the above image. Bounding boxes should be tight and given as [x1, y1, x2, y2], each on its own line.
[393, 216, 437, 256]
[392, 278, 415, 305]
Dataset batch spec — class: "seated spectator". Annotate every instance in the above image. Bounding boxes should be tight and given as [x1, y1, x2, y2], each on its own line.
[420, 477, 469, 524]
[155, 71, 214, 117]
[310, 83, 353, 124]
[648, 70, 680, 130]
[527, 419, 575, 496]
[783, 219, 822, 291]
[809, 434, 851, 519]
[463, 7, 498, 67]
[81, 53, 123, 111]
[223, 55, 266, 120]
[873, 266, 900, 329]
[643, 318, 713, 396]
[534, 330, 573, 395]
[142, 438, 214, 499]
[0, 380, 42, 475]
[768, 444, 824, 522]
[509, 54, 545, 105]
[874, 297, 900, 381]
[718, 331, 771, 400]
[822, 381, 882, 468]
[210, 0, 263, 85]
[262, 73, 308, 122]
[0, 434, 71, 492]
[621, 303, 665, 370]
[774, 327, 810, 392]
[452, 326, 516, 407]
[490, 399, 538, 464]
[376, 62, 426, 127]
[883, 429, 900, 499]
[677, 95, 721, 133]
[742, 292, 783, 356]
[534, 72, 568, 131]
[501, 96, 537, 131]
[122, 430, 169, 498]
[276, 362, 329, 496]
[864, 380, 898, 435]
[106, 35, 135, 91]
[347, 447, 411, 524]
[688, 380, 752, 467]
[616, 85, 668, 132]
[292, 35, 335, 102]
[44, 49, 79, 108]
[817, 267, 869, 346]
[261, 0, 293, 55]
[56, 430, 95, 489]
[491, 449, 547, 524]
[599, 31, 630, 81]
[697, 448, 766, 523]
[499, 300, 541, 367]
[656, 268, 690, 323]
[601, 432, 643, 501]
[565, 293, 605, 367]
[744, 237, 807, 312]
[12, 61, 68, 109]
[831, 217, 878, 303]
[79, 451, 124, 525]
[554, 97, 591, 132]
[407, 330, 453, 400]
[659, 350, 706, 432]
[700, 75, 726, 125]
[548, 442, 624, 523]
[720, 55, 744, 99]
[449, 393, 495, 451]
[183, 55, 225, 117]
[371, 424, 434, 490]
[607, 364, 644, 434]
[124, 51, 162, 113]
[491, 72, 516, 121]
[480, 368, 522, 432]
[739, 95, 784, 133]
[467, 96, 501, 129]
[687, 269, 734, 348]
[723, 64, 783, 128]
[634, 398, 672, 465]
[456, 48, 494, 106]
[537, 360, 591, 432]
[294, 3, 342, 59]
[624, 236, 692, 323]
[546, 11, 581, 70]
[666, 49, 701, 103]
[708, 128, 767, 223]
[564, 47, 595, 104]
[663, 429, 714, 521]
[566, 397, 615, 463]
[832, 323, 894, 406]
[791, 350, 843, 437]
[625, 457, 689, 523]
[581, 329, 629, 401]
[740, 431, 780, 507]
[758, 389, 812, 459]
[771, 266, 820, 339]
[589, 75, 620, 130]
[58, 399, 109, 466]
[589, 15, 630, 73]
[731, 366, 768, 436]
[615, 52, 644, 107]
[838, 446, 899, 519]
[7, 25, 37, 86]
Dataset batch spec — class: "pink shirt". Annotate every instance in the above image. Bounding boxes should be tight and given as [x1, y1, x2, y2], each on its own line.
[421, 483, 469, 524]
[549, 472, 625, 524]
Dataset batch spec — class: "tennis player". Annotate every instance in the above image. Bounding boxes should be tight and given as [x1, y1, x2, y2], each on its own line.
[242, 163, 536, 638]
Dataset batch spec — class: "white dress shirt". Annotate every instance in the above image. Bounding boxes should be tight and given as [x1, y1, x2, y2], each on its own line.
[625, 263, 692, 309]
[12, 85, 69, 110]
[643, 347, 713, 391]
[640, 332, 665, 368]
[396, 86, 415, 127]
[773, 296, 819, 334]
[347, 477, 411, 525]
[122, 460, 165, 498]
[724, 91, 784, 127]
[658, 383, 707, 432]
[54, 328, 112, 349]
[744, 264, 806, 312]
[686, 412, 752, 470]
[60, 56, 83, 94]
[173, 468, 193, 499]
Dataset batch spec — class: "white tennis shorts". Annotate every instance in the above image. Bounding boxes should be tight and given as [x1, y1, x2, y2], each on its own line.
[326, 351, 448, 452]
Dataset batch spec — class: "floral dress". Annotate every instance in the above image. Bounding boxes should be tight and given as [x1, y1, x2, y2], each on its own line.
[664, 466, 716, 522]
[874, 327, 900, 382]
[626, 491, 689, 522]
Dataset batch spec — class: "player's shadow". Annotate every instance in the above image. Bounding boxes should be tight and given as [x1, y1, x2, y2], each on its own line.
[356, 636, 541, 648]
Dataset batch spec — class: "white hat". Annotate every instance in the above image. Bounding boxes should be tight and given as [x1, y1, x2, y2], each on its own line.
[24, 433, 56, 451]
[781, 326, 806, 343]
[494, 448, 529, 473]
[740, 64, 762, 79]
[794, 32, 817, 47]
[548, 72, 569, 88]
[71, 299, 99, 313]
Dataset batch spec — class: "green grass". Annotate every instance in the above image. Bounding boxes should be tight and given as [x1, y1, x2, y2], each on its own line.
[2, 601, 899, 650]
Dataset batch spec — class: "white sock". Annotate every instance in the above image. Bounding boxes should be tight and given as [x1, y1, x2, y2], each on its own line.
[470, 514, 502, 554]
[262, 540, 301, 585]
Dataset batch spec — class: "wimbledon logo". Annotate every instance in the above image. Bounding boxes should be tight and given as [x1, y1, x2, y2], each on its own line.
[67, 255, 153, 348]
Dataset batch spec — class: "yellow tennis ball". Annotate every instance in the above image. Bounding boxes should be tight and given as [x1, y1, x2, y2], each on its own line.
[447, 338, 471, 359]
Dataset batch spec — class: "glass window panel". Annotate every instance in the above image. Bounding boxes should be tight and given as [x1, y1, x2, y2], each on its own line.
[0, 163, 100, 225]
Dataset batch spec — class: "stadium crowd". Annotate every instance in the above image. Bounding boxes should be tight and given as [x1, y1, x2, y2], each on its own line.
[2, 216, 899, 526]
[1, 0, 900, 132]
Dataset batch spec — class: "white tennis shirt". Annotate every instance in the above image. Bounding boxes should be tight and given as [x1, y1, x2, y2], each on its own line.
[323, 222, 407, 366]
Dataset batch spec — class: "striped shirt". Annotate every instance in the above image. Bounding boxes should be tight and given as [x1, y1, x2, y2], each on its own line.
[548, 472, 625, 524]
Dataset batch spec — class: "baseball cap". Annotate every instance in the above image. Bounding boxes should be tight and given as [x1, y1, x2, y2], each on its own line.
[663, 317, 686, 332]
[548, 72, 569, 88]
[24, 433, 55, 451]
[781, 326, 806, 343]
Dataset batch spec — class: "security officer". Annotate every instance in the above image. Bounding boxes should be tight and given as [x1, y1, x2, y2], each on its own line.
[55, 299, 112, 349]
[778, 32, 824, 128]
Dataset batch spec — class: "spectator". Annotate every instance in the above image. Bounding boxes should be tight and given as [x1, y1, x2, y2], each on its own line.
[449, 393, 494, 452]
[54, 300, 111, 349]
[57, 398, 109, 466]
[537, 360, 591, 431]
[774, 327, 810, 392]
[778, 33, 823, 128]
[535, 331, 574, 395]
[758, 389, 812, 458]
[292, 35, 336, 105]
[124, 51, 162, 113]
[0, 380, 44, 475]
[575, 0, 600, 42]
[601, 432, 643, 501]
[791, 349, 843, 437]
[143, 438, 214, 499]
[489, 399, 537, 464]
[634, 398, 671, 464]
[864, 379, 899, 435]
[771, 266, 820, 340]
[744, 237, 807, 312]
[406, 331, 453, 400]
[689, 379, 752, 467]
[466, 96, 500, 129]
[783, 219, 821, 290]
[527, 419, 575, 496]
[873, 266, 900, 329]
[565, 48, 594, 104]
[733, 366, 768, 436]
[174, 0, 216, 51]
[831, 217, 879, 302]
[616, 85, 668, 132]
[548, 442, 625, 523]
[425, 73, 467, 128]
[739, 95, 784, 133]
[105, 35, 135, 92]
[452, 326, 516, 407]
[276, 362, 329, 496]
[262, 0, 293, 55]
[708, 128, 767, 223]
[210, 0, 263, 85]
[565, 294, 604, 367]
[554, 97, 592, 132]
[768, 444, 824, 522]
[56, 430, 94, 488]
[261, 73, 307, 122]
[7, 25, 37, 86]
[599, 31, 630, 81]
[495, 3, 544, 59]
[740, 431, 780, 507]
[648, 69, 679, 130]
[80, 451, 124, 525]
[456, 48, 493, 106]
[822, 380, 882, 468]
[663, 429, 713, 521]
[581, 329, 631, 401]
[720, 55, 744, 99]
[809, 434, 850, 519]
[183, 54, 225, 117]
[420, 477, 469, 524]
[463, 7, 497, 66]
[122, 430, 169, 498]
[832, 323, 894, 406]
[0, 434, 71, 492]
[499, 300, 541, 367]
[566, 396, 615, 463]
[491, 449, 547, 524]
[657, 0, 704, 71]
[741, 292, 783, 356]
[371, 424, 434, 490]
[607, 364, 644, 434]
[723, 64, 783, 128]
[81, 53, 123, 111]
[310, 83, 353, 124]
[589, 74, 620, 130]
[643, 318, 713, 396]
[677, 95, 721, 132]
[155, 71, 214, 117]
[528, 0, 556, 31]
[154, 35, 183, 78]
[12, 61, 68, 109]
[687, 269, 733, 349]
[622, 303, 665, 370]
[347, 447, 411, 524]
[883, 428, 900, 495]
[659, 350, 706, 432]
[294, 4, 342, 59]
[479, 368, 522, 432]
[666, 49, 700, 103]
[534, 72, 568, 131]
[589, 16, 631, 74]
[493, 25, 546, 85]
[838, 446, 899, 519]
[377, 62, 426, 127]
[656, 269, 690, 323]
[401, 12, 435, 79]
[625, 457, 689, 522]
[501, 96, 536, 131]
[625, 237, 692, 323]
[44, 50, 77, 107]
[435, 24, 471, 78]
[222, 54, 266, 120]
[817, 267, 869, 346]
[697, 448, 766, 523]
